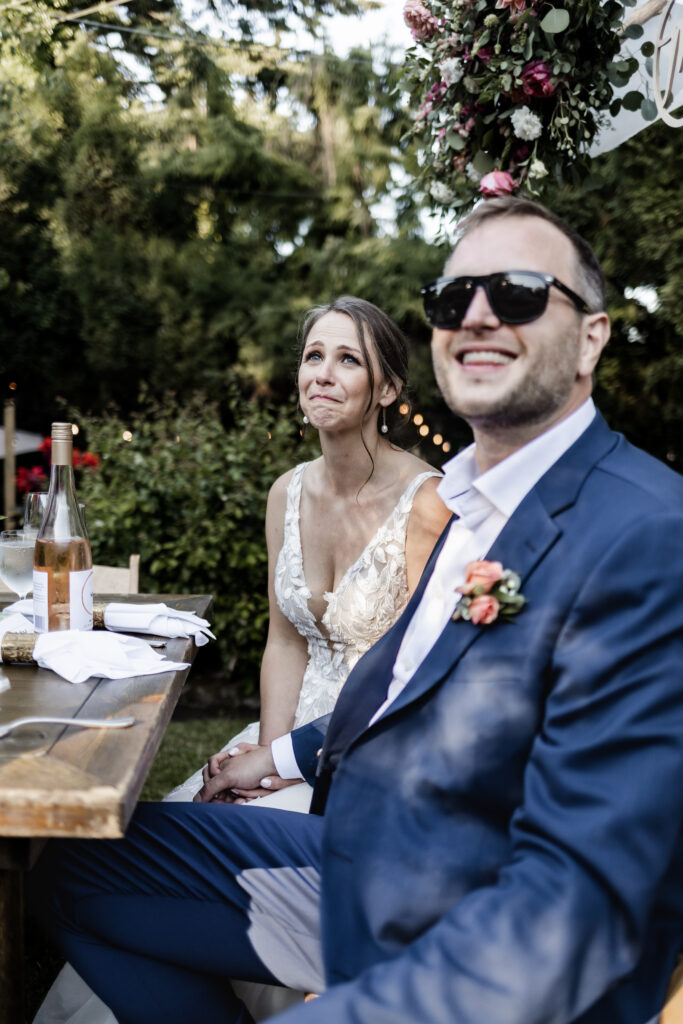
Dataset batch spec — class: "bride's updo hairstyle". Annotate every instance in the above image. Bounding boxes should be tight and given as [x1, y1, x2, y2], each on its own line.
[298, 295, 409, 437]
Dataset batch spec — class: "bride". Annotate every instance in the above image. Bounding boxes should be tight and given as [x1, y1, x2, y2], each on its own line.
[33, 295, 451, 1024]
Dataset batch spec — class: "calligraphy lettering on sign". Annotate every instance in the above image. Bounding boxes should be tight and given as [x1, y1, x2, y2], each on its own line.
[654, 0, 683, 126]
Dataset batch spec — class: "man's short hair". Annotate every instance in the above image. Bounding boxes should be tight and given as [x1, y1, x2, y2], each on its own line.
[456, 197, 606, 313]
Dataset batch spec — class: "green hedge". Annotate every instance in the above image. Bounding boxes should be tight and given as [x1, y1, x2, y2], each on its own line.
[77, 386, 319, 692]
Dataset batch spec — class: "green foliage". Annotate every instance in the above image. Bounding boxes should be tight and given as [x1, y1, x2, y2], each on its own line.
[140, 716, 251, 799]
[545, 120, 683, 469]
[77, 388, 319, 688]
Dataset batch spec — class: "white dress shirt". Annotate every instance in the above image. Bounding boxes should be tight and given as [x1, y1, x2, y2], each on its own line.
[273, 399, 596, 778]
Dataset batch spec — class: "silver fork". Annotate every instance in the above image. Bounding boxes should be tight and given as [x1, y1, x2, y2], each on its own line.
[0, 715, 135, 738]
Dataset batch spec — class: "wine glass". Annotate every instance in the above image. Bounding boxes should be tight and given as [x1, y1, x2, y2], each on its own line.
[0, 530, 35, 600]
[24, 492, 86, 534]
[24, 492, 48, 535]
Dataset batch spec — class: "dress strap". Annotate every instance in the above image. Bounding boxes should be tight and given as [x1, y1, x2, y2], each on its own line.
[399, 469, 441, 509]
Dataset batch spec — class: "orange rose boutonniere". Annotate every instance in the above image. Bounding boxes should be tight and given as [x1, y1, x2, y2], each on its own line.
[452, 560, 526, 626]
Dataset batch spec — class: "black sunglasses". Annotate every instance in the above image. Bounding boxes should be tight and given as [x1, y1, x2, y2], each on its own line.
[421, 271, 591, 330]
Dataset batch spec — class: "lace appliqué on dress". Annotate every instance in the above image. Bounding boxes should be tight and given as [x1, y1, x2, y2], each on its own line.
[274, 463, 440, 728]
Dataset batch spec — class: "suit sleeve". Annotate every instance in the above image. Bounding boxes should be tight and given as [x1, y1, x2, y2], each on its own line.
[289, 714, 332, 787]
[275, 512, 683, 1023]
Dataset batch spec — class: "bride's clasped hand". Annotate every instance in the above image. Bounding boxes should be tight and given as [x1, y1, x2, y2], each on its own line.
[196, 742, 282, 803]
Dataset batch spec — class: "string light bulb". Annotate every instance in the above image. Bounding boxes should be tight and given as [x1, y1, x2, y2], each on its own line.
[442, 441, 451, 453]
[413, 413, 424, 426]
[122, 430, 133, 442]
[419, 424, 429, 437]
[399, 403, 410, 416]
[433, 434, 443, 445]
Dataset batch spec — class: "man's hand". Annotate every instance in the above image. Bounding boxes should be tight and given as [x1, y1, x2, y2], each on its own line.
[193, 742, 299, 803]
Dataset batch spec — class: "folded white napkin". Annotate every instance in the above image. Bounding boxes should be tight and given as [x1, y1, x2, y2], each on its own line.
[103, 603, 215, 647]
[0, 611, 36, 639]
[32, 630, 191, 684]
[3, 600, 214, 647]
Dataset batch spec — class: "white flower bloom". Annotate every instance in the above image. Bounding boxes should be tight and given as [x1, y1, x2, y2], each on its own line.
[439, 57, 464, 87]
[430, 182, 456, 203]
[510, 105, 543, 141]
[465, 162, 481, 183]
[529, 158, 548, 179]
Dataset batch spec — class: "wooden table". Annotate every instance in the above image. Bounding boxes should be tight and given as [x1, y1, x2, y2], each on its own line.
[0, 593, 213, 1023]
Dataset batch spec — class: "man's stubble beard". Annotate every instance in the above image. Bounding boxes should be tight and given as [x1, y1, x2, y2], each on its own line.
[433, 322, 583, 432]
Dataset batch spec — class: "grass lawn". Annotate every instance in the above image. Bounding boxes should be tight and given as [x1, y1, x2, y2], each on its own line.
[140, 715, 251, 800]
[25, 715, 251, 1021]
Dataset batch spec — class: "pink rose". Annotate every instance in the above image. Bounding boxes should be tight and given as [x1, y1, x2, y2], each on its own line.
[459, 560, 505, 595]
[521, 60, 557, 97]
[479, 170, 517, 197]
[469, 594, 500, 625]
[403, 0, 441, 41]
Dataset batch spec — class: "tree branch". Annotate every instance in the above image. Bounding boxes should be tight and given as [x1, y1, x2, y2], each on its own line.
[623, 0, 667, 30]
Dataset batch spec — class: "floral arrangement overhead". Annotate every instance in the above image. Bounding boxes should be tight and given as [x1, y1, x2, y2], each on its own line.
[402, 0, 652, 209]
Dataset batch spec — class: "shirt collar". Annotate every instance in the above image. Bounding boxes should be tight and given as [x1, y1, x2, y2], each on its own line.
[437, 399, 596, 518]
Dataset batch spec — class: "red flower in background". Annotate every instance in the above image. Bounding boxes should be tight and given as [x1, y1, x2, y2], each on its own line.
[15, 436, 100, 496]
[15, 465, 49, 497]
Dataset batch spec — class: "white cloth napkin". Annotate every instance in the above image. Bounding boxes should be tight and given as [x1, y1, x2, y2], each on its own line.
[0, 611, 36, 639]
[31, 630, 191, 685]
[103, 603, 215, 646]
[3, 600, 214, 647]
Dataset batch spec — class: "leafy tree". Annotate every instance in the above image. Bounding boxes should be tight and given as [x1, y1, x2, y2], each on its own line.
[77, 386, 319, 691]
[546, 120, 682, 468]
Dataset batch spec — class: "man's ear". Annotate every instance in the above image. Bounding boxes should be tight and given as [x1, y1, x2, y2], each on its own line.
[578, 312, 610, 379]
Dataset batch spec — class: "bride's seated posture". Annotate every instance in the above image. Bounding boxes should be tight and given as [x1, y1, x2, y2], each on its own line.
[33, 295, 451, 1024]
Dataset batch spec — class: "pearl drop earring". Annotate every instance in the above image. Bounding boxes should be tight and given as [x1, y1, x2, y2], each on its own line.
[380, 408, 388, 434]
[303, 415, 309, 425]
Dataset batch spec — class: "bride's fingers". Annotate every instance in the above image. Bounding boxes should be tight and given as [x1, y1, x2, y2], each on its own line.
[208, 743, 259, 776]
[258, 775, 301, 791]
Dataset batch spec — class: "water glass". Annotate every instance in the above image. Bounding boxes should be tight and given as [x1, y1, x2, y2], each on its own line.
[0, 530, 35, 599]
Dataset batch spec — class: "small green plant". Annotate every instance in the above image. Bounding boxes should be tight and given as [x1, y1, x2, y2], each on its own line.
[77, 385, 319, 693]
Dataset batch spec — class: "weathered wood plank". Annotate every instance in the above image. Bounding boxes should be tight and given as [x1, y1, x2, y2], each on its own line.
[0, 596, 212, 838]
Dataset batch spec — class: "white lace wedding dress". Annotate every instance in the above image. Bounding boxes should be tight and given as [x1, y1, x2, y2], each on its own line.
[33, 463, 439, 1024]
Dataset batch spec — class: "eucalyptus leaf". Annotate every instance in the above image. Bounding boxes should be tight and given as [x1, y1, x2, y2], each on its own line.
[539, 8, 570, 33]
[623, 23, 644, 39]
[446, 130, 467, 151]
[622, 89, 645, 111]
[641, 40, 655, 58]
[472, 150, 495, 174]
[641, 97, 658, 121]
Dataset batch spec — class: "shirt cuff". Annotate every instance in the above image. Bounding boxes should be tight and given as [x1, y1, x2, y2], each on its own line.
[271, 734, 302, 779]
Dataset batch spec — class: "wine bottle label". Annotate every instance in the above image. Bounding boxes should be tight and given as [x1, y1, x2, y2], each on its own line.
[32, 567, 94, 632]
[70, 569, 94, 630]
[33, 568, 49, 633]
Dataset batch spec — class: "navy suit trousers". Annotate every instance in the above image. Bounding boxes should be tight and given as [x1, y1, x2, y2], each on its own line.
[29, 802, 325, 1024]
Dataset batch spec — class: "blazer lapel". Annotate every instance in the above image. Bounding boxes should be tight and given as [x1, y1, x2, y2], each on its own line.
[363, 411, 620, 728]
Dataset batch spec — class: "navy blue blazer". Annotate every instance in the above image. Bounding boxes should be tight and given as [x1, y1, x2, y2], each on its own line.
[283, 412, 683, 1024]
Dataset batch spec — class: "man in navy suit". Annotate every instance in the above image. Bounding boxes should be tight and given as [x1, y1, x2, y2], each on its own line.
[32, 198, 683, 1024]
